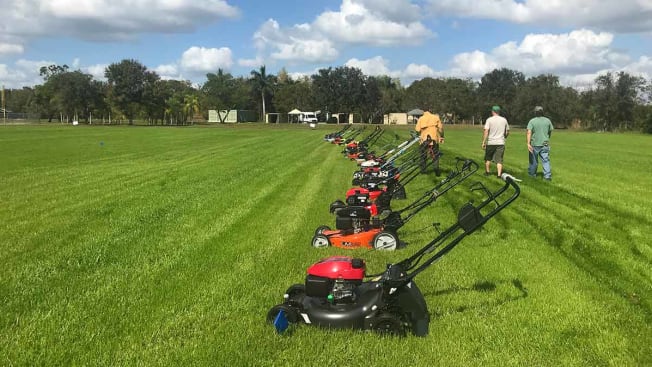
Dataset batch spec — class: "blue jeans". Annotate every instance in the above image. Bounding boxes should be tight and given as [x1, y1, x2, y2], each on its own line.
[529, 145, 551, 179]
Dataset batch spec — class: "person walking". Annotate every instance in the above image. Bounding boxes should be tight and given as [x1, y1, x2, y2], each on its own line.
[481, 105, 510, 177]
[415, 109, 444, 175]
[526, 106, 554, 181]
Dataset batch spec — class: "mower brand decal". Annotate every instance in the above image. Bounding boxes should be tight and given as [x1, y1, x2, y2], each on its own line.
[301, 313, 311, 324]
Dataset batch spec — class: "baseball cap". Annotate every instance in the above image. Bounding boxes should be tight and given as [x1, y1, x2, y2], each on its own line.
[534, 106, 544, 112]
[491, 105, 501, 112]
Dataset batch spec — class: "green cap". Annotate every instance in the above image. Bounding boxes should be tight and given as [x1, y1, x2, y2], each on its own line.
[491, 105, 501, 112]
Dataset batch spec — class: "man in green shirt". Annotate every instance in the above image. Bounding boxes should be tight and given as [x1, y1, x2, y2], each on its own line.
[526, 106, 554, 180]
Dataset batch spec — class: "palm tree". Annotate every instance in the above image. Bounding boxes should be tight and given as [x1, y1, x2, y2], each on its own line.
[183, 94, 200, 125]
[250, 65, 275, 122]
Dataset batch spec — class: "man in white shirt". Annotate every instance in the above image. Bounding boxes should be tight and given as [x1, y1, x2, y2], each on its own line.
[481, 105, 510, 177]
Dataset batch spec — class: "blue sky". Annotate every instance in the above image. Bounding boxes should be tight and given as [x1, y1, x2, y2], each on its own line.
[1, 0, 651, 89]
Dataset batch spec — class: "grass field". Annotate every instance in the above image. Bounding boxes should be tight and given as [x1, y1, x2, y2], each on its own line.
[0, 123, 650, 366]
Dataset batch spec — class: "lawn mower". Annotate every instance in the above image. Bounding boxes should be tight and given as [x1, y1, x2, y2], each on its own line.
[348, 138, 433, 202]
[323, 124, 351, 142]
[343, 127, 385, 160]
[332, 126, 366, 145]
[312, 158, 479, 251]
[355, 131, 421, 169]
[335, 144, 428, 215]
[352, 132, 403, 163]
[267, 173, 521, 336]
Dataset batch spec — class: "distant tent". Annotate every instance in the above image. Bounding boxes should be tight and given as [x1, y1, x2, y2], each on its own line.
[288, 108, 302, 123]
[407, 108, 424, 124]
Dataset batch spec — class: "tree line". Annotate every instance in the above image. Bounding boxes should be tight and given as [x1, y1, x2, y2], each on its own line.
[2, 59, 652, 132]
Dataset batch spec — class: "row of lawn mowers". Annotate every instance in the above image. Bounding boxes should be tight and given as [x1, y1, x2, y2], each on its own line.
[268, 124, 522, 337]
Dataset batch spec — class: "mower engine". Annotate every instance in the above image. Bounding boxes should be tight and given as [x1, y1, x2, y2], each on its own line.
[305, 257, 365, 304]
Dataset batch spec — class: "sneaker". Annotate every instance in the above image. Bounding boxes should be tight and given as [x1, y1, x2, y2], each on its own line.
[544, 177, 552, 181]
[484, 172, 491, 176]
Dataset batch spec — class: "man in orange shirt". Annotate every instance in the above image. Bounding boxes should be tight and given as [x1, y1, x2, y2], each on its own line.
[415, 109, 444, 175]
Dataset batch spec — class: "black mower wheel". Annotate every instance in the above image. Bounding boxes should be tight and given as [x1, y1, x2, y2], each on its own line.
[311, 234, 331, 248]
[372, 313, 406, 337]
[372, 231, 398, 251]
[314, 225, 331, 236]
[266, 304, 300, 324]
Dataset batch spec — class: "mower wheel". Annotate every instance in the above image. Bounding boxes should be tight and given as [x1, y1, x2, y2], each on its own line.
[372, 313, 406, 337]
[311, 234, 331, 248]
[266, 304, 300, 324]
[314, 225, 331, 236]
[372, 231, 398, 251]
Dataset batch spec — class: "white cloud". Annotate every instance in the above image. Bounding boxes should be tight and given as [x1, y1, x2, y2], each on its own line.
[403, 63, 439, 79]
[342, 56, 442, 85]
[426, 0, 652, 32]
[271, 39, 339, 63]
[345, 56, 391, 76]
[0, 43, 24, 56]
[2, 0, 240, 44]
[250, 0, 432, 66]
[0, 59, 55, 88]
[83, 64, 109, 81]
[153, 64, 180, 80]
[314, 0, 433, 46]
[450, 51, 499, 77]
[623, 55, 652, 79]
[180, 46, 233, 74]
[252, 19, 339, 64]
[450, 29, 628, 77]
[238, 57, 265, 68]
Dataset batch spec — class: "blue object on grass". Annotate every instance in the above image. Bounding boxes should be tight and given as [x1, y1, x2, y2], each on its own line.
[273, 310, 289, 334]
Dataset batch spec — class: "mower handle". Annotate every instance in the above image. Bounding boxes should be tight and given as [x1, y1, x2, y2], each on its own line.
[389, 174, 520, 284]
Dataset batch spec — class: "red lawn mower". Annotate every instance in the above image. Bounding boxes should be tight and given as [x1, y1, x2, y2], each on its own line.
[342, 127, 383, 158]
[268, 174, 521, 336]
[331, 126, 366, 145]
[331, 145, 428, 218]
[312, 158, 479, 251]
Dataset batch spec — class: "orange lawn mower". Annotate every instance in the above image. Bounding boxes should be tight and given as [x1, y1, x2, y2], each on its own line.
[312, 158, 479, 251]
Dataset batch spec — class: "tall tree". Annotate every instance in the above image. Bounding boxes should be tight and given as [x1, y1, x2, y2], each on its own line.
[183, 93, 201, 125]
[274, 76, 315, 115]
[39, 64, 69, 81]
[512, 74, 582, 127]
[250, 65, 276, 121]
[477, 68, 525, 117]
[105, 59, 157, 124]
[585, 72, 644, 131]
[311, 66, 367, 119]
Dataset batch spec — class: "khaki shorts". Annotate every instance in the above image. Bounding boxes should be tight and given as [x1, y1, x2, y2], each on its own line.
[484, 145, 505, 164]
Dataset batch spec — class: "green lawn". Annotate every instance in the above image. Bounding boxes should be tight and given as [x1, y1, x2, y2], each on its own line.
[0, 124, 650, 366]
